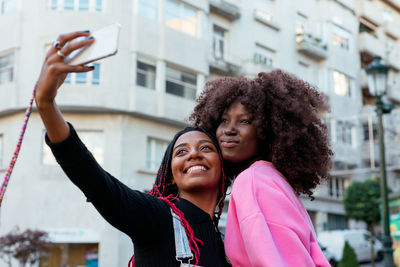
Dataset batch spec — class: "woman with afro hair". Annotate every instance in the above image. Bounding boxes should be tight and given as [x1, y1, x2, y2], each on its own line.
[190, 69, 333, 266]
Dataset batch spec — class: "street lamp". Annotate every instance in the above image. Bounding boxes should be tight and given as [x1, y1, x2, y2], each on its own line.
[366, 56, 394, 267]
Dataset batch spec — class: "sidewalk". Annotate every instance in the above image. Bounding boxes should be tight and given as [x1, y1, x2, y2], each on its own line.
[359, 261, 384, 267]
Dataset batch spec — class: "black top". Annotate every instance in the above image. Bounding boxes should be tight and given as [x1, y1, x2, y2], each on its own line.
[46, 123, 230, 267]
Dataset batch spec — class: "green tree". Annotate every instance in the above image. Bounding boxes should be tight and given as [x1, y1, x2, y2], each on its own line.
[343, 178, 380, 266]
[338, 241, 359, 267]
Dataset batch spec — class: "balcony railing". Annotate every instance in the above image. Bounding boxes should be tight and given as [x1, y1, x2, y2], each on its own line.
[253, 9, 280, 31]
[208, 55, 241, 75]
[209, 0, 240, 21]
[241, 58, 273, 77]
[325, 110, 400, 175]
[296, 33, 328, 60]
[356, 0, 383, 26]
[386, 0, 400, 10]
[383, 21, 400, 40]
[358, 32, 385, 58]
[387, 49, 400, 71]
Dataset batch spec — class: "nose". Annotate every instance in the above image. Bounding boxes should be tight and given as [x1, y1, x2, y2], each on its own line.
[223, 122, 237, 136]
[187, 147, 202, 160]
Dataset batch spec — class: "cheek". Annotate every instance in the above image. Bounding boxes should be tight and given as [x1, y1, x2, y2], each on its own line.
[170, 158, 180, 180]
[216, 126, 223, 139]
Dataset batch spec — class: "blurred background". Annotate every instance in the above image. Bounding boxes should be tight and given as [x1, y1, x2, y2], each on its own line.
[1, 0, 400, 266]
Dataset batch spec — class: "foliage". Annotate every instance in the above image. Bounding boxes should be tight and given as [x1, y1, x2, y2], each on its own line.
[0, 228, 52, 267]
[338, 241, 359, 267]
[343, 179, 380, 226]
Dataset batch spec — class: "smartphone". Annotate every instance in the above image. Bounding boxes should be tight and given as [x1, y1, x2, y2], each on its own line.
[65, 23, 121, 66]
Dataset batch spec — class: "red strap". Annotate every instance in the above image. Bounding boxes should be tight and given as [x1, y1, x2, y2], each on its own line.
[128, 254, 134, 267]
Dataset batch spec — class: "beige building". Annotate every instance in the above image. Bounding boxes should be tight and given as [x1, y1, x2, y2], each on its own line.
[0, 0, 400, 266]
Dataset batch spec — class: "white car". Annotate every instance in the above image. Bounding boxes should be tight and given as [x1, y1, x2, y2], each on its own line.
[319, 242, 338, 267]
[318, 229, 383, 263]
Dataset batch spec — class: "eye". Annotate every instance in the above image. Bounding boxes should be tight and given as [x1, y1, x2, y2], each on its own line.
[175, 148, 187, 156]
[240, 119, 251, 124]
[220, 117, 228, 124]
[201, 145, 213, 151]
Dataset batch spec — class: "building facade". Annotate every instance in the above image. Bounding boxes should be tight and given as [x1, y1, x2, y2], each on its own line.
[0, 0, 400, 266]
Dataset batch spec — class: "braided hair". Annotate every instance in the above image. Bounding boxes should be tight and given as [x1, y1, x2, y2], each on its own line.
[148, 126, 230, 265]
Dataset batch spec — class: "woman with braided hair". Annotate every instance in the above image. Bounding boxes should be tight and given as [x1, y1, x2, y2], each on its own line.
[190, 70, 333, 266]
[35, 31, 231, 266]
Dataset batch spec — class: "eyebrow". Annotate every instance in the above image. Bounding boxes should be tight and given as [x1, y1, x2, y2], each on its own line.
[173, 139, 214, 151]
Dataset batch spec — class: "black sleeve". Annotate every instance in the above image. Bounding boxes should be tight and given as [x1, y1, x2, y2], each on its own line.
[45, 123, 169, 243]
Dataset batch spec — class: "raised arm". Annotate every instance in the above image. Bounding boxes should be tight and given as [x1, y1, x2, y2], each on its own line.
[35, 31, 95, 142]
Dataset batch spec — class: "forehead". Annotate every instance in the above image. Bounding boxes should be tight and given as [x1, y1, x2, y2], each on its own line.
[174, 131, 212, 147]
[225, 100, 250, 115]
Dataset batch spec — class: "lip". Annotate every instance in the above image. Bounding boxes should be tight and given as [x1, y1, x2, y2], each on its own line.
[220, 139, 239, 148]
[184, 163, 209, 174]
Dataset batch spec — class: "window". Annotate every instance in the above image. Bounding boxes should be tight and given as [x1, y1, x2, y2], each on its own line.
[254, 9, 273, 23]
[253, 44, 274, 68]
[78, 0, 89, 10]
[63, 0, 74, 10]
[362, 121, 378, 142]
[49, 0, 102, 11]
[50, 0, 57, 9]
[165, 0, 197, 36]
[298, 61, 310, 81]
[138, 0, 158, 20]
[166, 66, 197, 99]
[328, 177, 346, 199]
[136, 60, 156, 89]
[386, 38, 395, 55]
[335, 120, 355, 146]
[332, 25, 350, 51]
[383, 9, 394, 22]
[43, 130, 104, 165]
[212, 25, 226, 60]
[65, 63, 100, 85]
[0, 52, 14, 84]
[39, 243, 98, 267]
[1, 0, 17, 14]
[146, 137, 169, 171]
[95, 0, 101, 11]
[295, 13, 307, 43]
[327, 213, 347, 230]
[333, 70, 352, 97]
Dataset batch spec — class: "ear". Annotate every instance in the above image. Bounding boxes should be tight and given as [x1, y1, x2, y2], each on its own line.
[171, 177, 176, 185]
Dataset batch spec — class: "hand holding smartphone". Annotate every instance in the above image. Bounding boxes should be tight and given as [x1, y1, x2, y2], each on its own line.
[65, 23, 121, 65]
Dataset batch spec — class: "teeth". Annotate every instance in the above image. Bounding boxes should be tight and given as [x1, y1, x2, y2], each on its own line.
[187, 165, 206, 174]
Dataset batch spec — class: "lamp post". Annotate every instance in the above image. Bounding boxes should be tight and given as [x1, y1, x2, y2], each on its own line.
[365, 56, 394, 267]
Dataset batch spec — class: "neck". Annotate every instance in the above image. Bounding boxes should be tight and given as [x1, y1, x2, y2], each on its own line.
[179, 190, 219, 219]
[226, 154, 265, 177]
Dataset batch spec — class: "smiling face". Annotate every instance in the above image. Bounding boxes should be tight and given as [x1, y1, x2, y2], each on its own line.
[171, 131, 221, 195]
[216, 100, 260, 163]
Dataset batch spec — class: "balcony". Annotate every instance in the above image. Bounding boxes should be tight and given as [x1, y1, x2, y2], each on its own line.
[359, 69, 368, 89]
[386, 0, 400, 10]
[208, 56, 241, 75]
[296, 33, 328, 60]
[356, 0, 383, 26]
[388, 85, 400, 104]
[387, 49, 400, 71]
[241, 58, 273, 77]
[383, 21, 400, 39]
[253, 9, 280, 31]
[358, 32, 385, 58]
[209, 0, 240, 21]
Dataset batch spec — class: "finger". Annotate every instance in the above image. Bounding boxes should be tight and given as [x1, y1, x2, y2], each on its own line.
[57, 31, 91, 49]
[61, 36, 95, 57]
[59, 64, 95, 73]
[46, 30, 91, 59]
